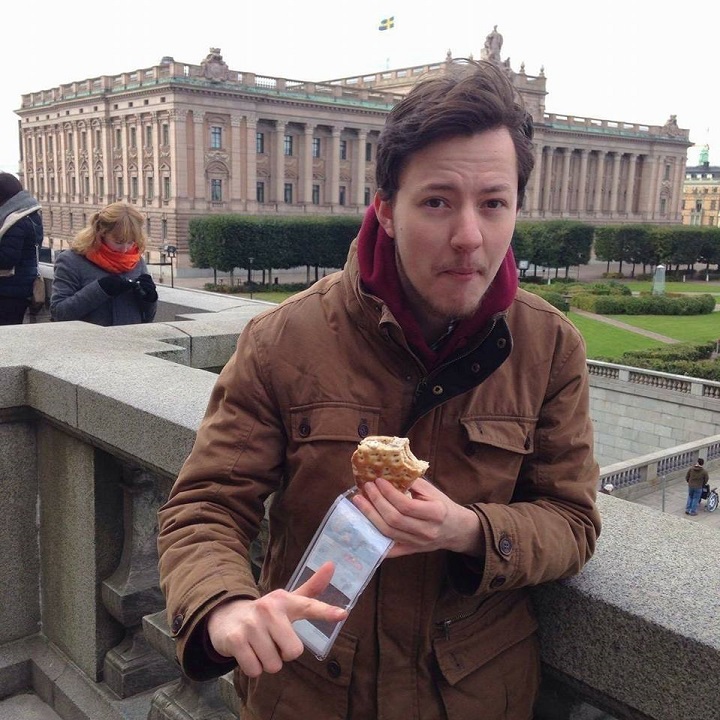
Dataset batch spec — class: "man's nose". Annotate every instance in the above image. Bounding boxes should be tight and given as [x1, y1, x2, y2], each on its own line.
[450, 207, 483, 251]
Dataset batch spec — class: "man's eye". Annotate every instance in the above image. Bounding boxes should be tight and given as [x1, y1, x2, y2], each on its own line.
[425, 198, 446, 208]
[485, 199, 506, 209]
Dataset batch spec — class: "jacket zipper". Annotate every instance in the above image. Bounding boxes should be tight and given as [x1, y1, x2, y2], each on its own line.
[437, 607, 479, 640]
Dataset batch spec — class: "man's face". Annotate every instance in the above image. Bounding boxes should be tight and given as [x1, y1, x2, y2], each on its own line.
[375, 128, 519, 340]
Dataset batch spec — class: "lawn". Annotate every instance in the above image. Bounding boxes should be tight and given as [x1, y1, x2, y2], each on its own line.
[567, 312, 666, 360]
[603, 312, 720, 343]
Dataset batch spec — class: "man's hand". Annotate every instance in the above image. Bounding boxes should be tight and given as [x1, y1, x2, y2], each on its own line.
[352, 477, 484, 558]
[207, 561, 347, 677]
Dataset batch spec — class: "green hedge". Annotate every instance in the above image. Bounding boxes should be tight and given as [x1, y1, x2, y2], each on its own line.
[607, 342, 720, 380]
[572, 293, 716, 315]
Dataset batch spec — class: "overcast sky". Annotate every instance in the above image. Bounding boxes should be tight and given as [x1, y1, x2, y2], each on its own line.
[2, 0, 718, 176]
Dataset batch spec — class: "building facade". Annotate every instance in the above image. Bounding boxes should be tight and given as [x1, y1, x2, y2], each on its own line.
[681, 146, 720, 227]
[15, 31, 692, 267]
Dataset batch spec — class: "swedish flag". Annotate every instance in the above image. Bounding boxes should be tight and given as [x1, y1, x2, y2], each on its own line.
[378, 16, 395, 31]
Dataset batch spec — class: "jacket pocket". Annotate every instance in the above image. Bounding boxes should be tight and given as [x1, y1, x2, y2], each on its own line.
[236, 630, 358, 720]
[432, 591, 539, 719]
[290, 403, 381, 443]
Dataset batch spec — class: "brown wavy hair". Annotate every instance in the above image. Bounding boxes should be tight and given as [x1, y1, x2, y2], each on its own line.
[375, 60, 535, 208]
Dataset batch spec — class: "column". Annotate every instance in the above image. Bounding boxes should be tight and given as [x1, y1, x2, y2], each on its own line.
[626, 154, 638, 215]
[169, 109, 184, 203]
[300, 123, 314, 204]
[529, 144, 544, 213]
[559, 148, 572, 214]
[328, 127, 341, 207]
[541, 147, 554, 214]
[609, 152, 622, 214]
[72, 121, 81, 203]
[272, 120, 286, 203]
[152, 113, 162, 208]
[244, 116, 258, 210]
[577, 150, 589, 213]
[593, 151, 605, 215]
[354, 129, 368, 206]
[230, 114, 243, 204]
[193, 112, 206, 202]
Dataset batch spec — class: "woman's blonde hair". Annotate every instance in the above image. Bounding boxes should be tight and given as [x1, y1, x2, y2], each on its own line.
[71, 202, 148, 255]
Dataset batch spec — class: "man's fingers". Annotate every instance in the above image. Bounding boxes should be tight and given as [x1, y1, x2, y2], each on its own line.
[293, 560, 335, 599]
[289, 561, 348, 623]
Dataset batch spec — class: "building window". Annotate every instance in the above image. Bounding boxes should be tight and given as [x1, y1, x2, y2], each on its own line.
[98, 176, 104, 198]
[660, 197, 667, 214]
[67, 133, 73, 152]
[115, 128, 122, 147]
[211, 126, 222, 149]
[146, 217, 151, 235]
[256, 181, 265, 203]
[162, 124, 169, 146]
[162, 219, 167, 240]
[50, 176, 55, 197]
[37, 137, 43, 154]
[339, 186, 346, 205]
[696, 200, 703, 212]
[145, 126, 153, 147]
[163, 176, 171, 200]
[256, 132, 265, 154]
[48, 136, 53, 153]
[40, 176, 45, 197]
[312, 184, 320, 204]
[364, 187, 371, 206]
[131, 176, 138, 201]
[284, 135, 294, 156]
[147, 176, 154, 200]
[312, 138, 321, 158]
[365, 142, 372, 162]
[211, 179, 222, 202]
[130, 127, 137, 149]
[284, 183, 293, 203]
[664, 164, 671, 181]
[117, 176, 124, 198]
[83, 176, 89, 197]
[26, 138, 32, 156]
[94, 129, 101, 148]
[81, 132, 87, 151]
[340, 140, 347, 160]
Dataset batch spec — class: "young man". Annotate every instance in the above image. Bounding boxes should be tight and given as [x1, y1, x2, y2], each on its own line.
[158, 60, 600, 720]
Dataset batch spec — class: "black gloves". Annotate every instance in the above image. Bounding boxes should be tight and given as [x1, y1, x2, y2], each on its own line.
[98, 275, 133, 297]
[133, 273, 158, 302]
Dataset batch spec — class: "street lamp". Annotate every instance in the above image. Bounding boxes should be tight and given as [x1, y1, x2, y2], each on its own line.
[248, 257, 254, 299]
[163, 244, 177, 288]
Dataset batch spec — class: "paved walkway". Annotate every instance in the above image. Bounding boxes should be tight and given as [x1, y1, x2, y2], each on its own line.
[570, 308, 679, 344]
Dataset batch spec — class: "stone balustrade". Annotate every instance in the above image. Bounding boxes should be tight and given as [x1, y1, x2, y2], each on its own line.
[0, 286, 718, 720]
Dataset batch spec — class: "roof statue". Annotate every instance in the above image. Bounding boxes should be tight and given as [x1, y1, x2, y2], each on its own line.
[481, 25, 503, 63]
[699, 144, 710, 165]
[201, 48, 229, 82]
[661, 114, 683, 137]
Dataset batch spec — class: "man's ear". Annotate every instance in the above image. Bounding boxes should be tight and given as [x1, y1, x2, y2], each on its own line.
[373, 193, 395, 239]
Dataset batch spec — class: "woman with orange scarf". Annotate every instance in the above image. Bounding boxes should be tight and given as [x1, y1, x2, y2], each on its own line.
[50, 202, 157, 326]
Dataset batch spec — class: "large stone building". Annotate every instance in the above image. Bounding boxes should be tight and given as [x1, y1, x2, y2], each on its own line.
[681, 145, 720, 226]
[15, 28, 692, 267]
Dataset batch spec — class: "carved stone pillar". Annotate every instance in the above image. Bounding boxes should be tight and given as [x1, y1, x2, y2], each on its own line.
[626, 154, 638, 215]
[300, 124, 314, 204]
[559, 148, 572, 214]
[244, 116, 258, 211]
[354, 129, 368, 206]
[593, 151, 605, 215]
[328, 127, 341, 207]
[609, 152, 622, 214]
[541, 147, 554, 214]
[101, 466, 178, 698]
[529, 144, 544, 213]
[577, 150, 589, 213]
[272, 121, 286, 203]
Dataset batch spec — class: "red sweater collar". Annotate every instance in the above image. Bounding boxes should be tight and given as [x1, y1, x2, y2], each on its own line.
[357, 205, 517, 369]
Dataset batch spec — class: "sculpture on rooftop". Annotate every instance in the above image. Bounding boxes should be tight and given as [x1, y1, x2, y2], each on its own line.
[202, 48, 228, 82]
[481, 25, 503, 63]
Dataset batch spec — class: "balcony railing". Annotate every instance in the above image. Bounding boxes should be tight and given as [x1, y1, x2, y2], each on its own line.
[0, 285, 718, 720]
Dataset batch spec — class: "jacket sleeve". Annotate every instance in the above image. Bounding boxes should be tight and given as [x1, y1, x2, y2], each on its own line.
[50, 252, 109, 322]
[451, 329, 601, 596]
[157, 320, 286, 680]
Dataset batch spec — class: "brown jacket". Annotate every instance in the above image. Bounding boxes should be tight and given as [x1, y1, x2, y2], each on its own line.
[158, 244, 600, 720]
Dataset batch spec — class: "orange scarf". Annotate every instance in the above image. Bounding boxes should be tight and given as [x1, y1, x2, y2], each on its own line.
[86, 243, 141, 274]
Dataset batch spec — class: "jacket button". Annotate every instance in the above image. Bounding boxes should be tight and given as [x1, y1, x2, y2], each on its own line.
[299, 419, 311, 437]
[432, 385, 444, 396]
[497, 338, 507, 349]
[524, 435, 531, 450]
[470, 362, 481, 373]
[358, 422, 369, 438]
[498, 535, 513, 556]
[490, 575, 506, 589]
[171, 614, 184, 633]
[326, 660, 341, 678]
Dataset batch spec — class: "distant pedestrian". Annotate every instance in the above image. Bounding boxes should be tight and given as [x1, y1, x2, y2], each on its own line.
[50, 202, 157, 326]
[685, 458, 708, 516]
[0, 173, 44, 325]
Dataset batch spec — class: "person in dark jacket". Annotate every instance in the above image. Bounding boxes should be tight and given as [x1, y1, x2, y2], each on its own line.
[0, 173, 44, 325]
[50, 201, 157, 326]
[685, 458, 709, 516]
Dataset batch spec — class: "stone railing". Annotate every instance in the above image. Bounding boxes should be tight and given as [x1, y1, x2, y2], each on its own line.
[0, 289, 718, 720]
